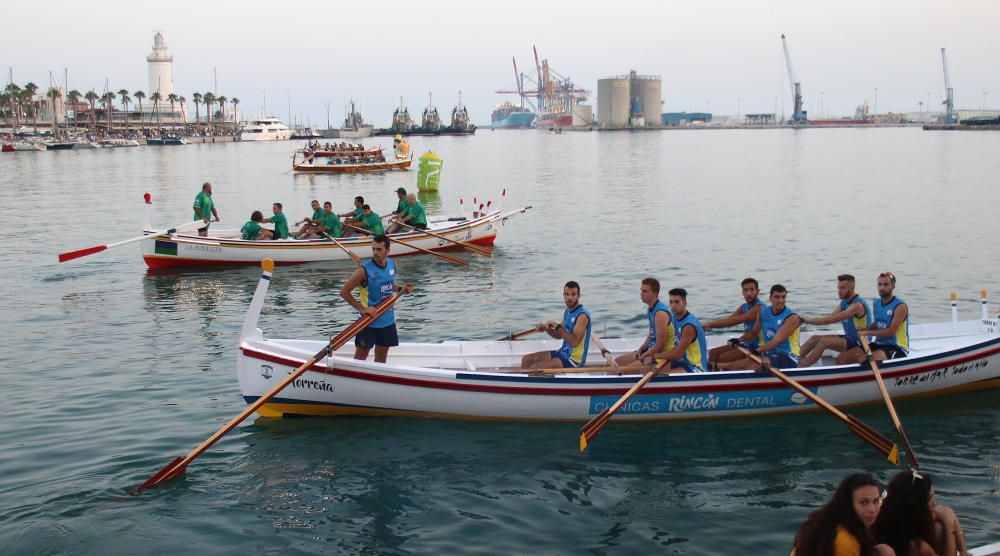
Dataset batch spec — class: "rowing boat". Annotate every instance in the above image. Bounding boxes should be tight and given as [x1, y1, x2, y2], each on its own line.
[237, 268, 1000, 421]
[292, 153, 412, 173]
[140, 206, 529, 268]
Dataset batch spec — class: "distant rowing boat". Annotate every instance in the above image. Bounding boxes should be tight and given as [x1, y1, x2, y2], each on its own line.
[140, 207, 529, 268]
[292, 153, 412, 173]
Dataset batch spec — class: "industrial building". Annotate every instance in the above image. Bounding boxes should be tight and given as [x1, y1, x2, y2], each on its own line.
[597, 71, 661, 129]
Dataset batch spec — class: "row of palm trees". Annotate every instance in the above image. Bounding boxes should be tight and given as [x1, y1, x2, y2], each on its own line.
[2, 82, 241, 136]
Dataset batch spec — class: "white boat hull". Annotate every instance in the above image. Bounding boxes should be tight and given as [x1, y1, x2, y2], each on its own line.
[141, 207, 527, 268]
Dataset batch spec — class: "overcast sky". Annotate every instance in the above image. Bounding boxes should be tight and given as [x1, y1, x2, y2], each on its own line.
[6, 0, 998, 126]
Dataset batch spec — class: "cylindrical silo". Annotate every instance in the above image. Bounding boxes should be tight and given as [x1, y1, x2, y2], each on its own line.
[639, 77, 662, 128]
[598, 78, 630, 128]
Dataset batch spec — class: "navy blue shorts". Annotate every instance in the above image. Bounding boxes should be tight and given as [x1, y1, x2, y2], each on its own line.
[549, 350, 578, 368]
[873, 343, 908, 360]
[355, 323, 399, 349]
[763, 352, 799, 369]
[671, 360, 705, 373]
[739, 341, 758, 351]
[842, 335, 862, 351]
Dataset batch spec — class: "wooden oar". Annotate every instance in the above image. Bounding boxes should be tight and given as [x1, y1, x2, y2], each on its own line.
[734, 346, 900, 464]
[579, 358, 668, 452]
[322, 232, 361, 265]
[590, 332, 622, 374]
[59, 220, 206, 262]
[498, 326, 542, 341]
[135, 290, 404, 492]
[395, 221, 493, 257]
[858, 335, 920, 469]
[536, 364, 647, 375]
[344, 223, 469, 266]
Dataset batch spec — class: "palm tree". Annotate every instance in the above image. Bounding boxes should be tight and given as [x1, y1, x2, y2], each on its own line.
[150, 92, 162, 129]
[202, 92, 216, 133]
[102, 91, 116, 134]
[4, 83, 22, 128]
[47, 87, 61, 138]
[166, 93, 179, 132]
[133, 91, 145, 135]
[23, 82, 39, 133]
[231, 97, 240, 130]
[84, 90, 99, 132]
[192, 92, 202, 134]
[118, 89, 130, 134]
[178, 96, 186, 131]
[67, 90, 81, 133]
[216, 95, 227, 131]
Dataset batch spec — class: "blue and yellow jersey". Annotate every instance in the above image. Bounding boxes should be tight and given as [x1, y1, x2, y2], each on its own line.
[674, 311, 709, 371]
[741, 299, 765, 348]
[840, 294, 872, 343]
[557, 305, 592, 366]
[872, 296, 909, 352]
[646, 300, 676, 353]
[360, 258, 397, 328]
[760, 305, 800, 358]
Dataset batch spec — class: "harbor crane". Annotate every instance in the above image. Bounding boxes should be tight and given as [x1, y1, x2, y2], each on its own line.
[940, 48, 956, 124]
[781, 34, 806, 123]
[495, 45, 588, 117]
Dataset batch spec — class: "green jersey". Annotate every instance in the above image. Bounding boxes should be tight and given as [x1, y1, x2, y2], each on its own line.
[271, 212, 289, 239]
[405, 202, 427, 226]
[353, 207, 364, 220]
[396, 198, 407, 214]
[312, 208, 324, 222]
[193, 191, 213, 221]
[241, 220, 262, 240]
[362, 212, 384, 235]
[321, 212, 342, 237]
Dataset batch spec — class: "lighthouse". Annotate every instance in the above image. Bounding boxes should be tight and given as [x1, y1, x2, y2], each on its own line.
[147, 32, 174, 98]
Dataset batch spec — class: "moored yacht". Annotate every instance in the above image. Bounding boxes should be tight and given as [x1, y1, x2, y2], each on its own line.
[240, 116, 292, 141]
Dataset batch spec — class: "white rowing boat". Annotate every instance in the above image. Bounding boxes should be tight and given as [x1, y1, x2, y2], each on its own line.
[237, 264, 1000, 421]
[140, 207, 529, 268]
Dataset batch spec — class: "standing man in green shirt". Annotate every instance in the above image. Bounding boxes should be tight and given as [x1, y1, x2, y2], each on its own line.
[263, 203, 290, 240]
[387, 193, 427, 233]
[193, 182, 220, 237]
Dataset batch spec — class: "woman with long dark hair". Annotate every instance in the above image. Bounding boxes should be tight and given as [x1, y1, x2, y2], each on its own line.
[792, 473, 887, 556]
[872, 470, 968, 556]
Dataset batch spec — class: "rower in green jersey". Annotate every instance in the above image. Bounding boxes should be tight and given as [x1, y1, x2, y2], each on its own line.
[319, 202, 342, 237]
[393, 188, 408, 216]
[339, 195, 365, 237]
[240, 210, 273, 240]
[192, 182, 220, 237]
[293, 199, 323, 238]
[263, 202, 290, 240]
[359, 204, 384, 235]
[386, 192, 428, 233]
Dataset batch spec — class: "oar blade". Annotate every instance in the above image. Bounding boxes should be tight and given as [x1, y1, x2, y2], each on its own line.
[579, 432, 589, 452]
[58, 244, 107, 263]
[887, 443, 901, 466]
[135, 456, 186, 493]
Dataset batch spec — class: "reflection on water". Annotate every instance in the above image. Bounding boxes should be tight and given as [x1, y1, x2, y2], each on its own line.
[417, 190, 441, 213]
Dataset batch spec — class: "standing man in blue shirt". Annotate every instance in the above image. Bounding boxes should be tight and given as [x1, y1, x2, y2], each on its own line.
[339, 234, 414, 363]
[798, 274, 872, 366]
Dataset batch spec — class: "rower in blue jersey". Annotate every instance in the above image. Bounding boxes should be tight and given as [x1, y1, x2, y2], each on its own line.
[703, 278, 765, 370]
[859, 272, 909, 361]
[654, 288, 709, 373]
[799, 274, 873, 367]
[615, 278, 676, 371]
[339, 234, 414, 363]
[521, 281, 593, 370]
[722, 284, 802, 370]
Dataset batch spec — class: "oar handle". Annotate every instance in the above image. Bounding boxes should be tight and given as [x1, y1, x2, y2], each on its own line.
[590, 333, 621, 374]
[498, 327, 540, 341]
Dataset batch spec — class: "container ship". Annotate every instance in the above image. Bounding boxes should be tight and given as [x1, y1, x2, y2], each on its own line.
[491, 102, 535, 129]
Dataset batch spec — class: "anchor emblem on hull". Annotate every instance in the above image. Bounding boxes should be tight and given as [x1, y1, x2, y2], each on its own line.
[260, 364, 274, 379]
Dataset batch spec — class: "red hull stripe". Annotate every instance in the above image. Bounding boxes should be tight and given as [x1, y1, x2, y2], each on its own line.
[240, 341, 1000, 397]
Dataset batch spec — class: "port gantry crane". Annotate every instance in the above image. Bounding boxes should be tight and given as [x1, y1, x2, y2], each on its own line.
[495, 46, 588, 117]
[940, 48, 956, 124]
[781, 34, 806, 123]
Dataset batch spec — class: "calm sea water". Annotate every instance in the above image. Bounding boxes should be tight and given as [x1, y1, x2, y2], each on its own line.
[1, 129, 997, 554]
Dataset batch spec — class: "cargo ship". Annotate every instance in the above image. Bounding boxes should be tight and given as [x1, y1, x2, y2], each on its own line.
[491, 102, 535, 129]
[373, 97, 416, 136]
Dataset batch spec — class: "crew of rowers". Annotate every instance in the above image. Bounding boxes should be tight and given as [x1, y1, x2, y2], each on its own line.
[302, 140, 371, 153]
[521, 273, 909, 374]
[239, 188, 428, 241]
